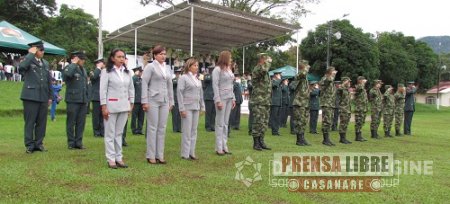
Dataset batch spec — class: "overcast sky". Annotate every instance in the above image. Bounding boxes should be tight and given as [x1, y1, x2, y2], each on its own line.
[57, 0, 449, 41]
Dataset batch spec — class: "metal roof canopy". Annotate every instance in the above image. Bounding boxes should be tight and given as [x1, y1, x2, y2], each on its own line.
[104, 1, 301, 54]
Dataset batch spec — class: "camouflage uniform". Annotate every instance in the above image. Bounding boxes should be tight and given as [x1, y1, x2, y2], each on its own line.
[369, 82, 383, 138]
[354, 81, 368, 141]
[289, 80, 299, 134]
[292, 69, 310, 146]
[383, 87, 395, 137]
[250, 60, 272, 150]
[394, 87, 405, 136]
[319, 71, 336, 146]
[337, 78, 352, 144]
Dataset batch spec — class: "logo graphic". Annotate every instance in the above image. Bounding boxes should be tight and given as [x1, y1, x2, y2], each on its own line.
[235, 156, 262, 187]
[0, 27, 24, 39]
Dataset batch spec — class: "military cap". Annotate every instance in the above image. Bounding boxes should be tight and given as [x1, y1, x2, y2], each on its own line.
[326, 66, 335, 72]
[384, 85, 392, 90]
[132, 66, 143, 72]
[273, 71, 282, 75]
[94, 58, 104, 64]
[28, 40, 44, 50]
[71, 51, 87, 60]
[374, 79, 383, 84]
[334, 81, 341, 84]
[257, 53, 268, 57]
[207, 65, 215, 69]
[309, 81, 318, 85]
[397, 83, 405, 88]
[341, 77, 351, 82]
[174, 67, 183, 72]
[234, 72, 241, 76]
[357, 76, 366, 81]
[407, 81, 415, 84]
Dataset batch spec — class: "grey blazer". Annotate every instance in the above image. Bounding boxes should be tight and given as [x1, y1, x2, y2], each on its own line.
[100, 68, 135, 113]
[212, 66, 235, 103]
[177, 73, 205, 112]
[141, 61, 174, 106]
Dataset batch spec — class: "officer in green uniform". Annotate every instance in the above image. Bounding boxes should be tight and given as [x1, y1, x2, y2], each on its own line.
[337, 77, 352, 144]
[319, 67, 338, 146]
[280, 79, 290, 128]
[270, 71, 282, 135]
[63, 51, 89, 149]
[394, 84, 406, 136]
[19, 41, 53, 153]
[369, 80, 383, 139]
[90, 58, 105, 137]
[289, 79, 299, 134]
[203, 66, 216, 132]
[383, 85, 395, 137]
[404, 81, 417, 135]
[292, 64, 311, 146]
[131, 66, 145, 135]
[354, 76, 368, 142]
[309, 81, 320, 134]
[229, 72, 243, 130]
[171, 68, 182, 132]
[251, 53, 272, 151]
[247, 75, 253, 135]
[331, 81, 341, 131]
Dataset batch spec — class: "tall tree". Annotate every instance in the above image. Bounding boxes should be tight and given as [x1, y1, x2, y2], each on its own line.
[0, 0, 56, 33]
[414, 41, 438, 90]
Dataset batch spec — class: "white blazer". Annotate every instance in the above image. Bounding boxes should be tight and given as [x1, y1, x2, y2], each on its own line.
[141, 61, 174, 106]
[177, 73, 205, 112]
[99, 68, 135, 113]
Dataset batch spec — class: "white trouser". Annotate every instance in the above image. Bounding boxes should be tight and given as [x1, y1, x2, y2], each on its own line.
[104, 112, 128, 162]
[215, 98, 233, 152]
[146, 100, 169, 160]
[181, 110, 199, 158]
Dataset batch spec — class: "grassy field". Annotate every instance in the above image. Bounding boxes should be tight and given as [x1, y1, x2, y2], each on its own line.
[1, 81, 449, 203]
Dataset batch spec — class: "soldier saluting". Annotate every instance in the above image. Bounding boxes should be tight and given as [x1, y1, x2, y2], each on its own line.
[319, 66, 338, 146]
[354, 76, 368, 142]
[383, 85, 395, 137]
[292, 64, 311, 146]
[337, 77, 352, 144]
[369, 80, 383, 139]
[19, 40, 53, 153]
[394, 84, 406, 136]
[90, 58, 105, 137]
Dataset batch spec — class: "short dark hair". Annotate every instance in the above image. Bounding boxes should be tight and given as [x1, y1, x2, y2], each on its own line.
[152, 45, 165, 58]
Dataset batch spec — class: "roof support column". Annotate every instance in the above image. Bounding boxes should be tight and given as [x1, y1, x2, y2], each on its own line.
[296, 29, 299, 73]
[190, 6, 194, 57]
[242, 46, 245, 74]
[135, 28, 138, 66]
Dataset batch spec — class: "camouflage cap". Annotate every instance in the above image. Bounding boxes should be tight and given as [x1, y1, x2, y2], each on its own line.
[357, 76, 366, 81]
[374, 79, 383, 84]
[326, 66, 335, 72]
[384, 85, 392, 90]
[341, 77, 351, 82]
[407, 81, 415, 84]
[397, 83, 405, 88]
[334, 81, 341, 84]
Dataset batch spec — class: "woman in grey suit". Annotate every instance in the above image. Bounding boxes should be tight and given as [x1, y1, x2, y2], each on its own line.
[212, 51, 236, 156]
[100, 49, 134, 169]
[177, 58, 205, 160]
[142, 45, 174, 164]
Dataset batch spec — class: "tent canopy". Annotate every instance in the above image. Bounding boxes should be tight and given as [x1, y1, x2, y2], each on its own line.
[269, 65, 320, 81]
[105, 1, 301, 54]
[0, 21, 66, 55]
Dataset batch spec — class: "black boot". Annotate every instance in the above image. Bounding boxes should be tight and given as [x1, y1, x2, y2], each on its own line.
[253, 137, 262, 151]
[322, 132, 335, 146]
[371, 130, 380, 139]
[296, 133, 311, 146]
[355, 131, 367, 142]
[339, 133, 352, 144]
[385, 131, 392, 137]
[395, 129, 402, 136]
[259, 137, 271, 150]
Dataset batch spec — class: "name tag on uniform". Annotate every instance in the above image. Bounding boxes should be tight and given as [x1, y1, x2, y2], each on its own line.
[108, 98, 118, 101]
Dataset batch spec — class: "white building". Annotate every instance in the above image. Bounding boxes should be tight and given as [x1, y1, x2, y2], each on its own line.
[416, 81, 450, 107]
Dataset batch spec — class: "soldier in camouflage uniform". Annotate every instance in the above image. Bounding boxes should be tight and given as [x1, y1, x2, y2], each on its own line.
[289, 79, 299, 135]
[383, 85, 395, 137]
[337, 77, 352, 144]
[331, 81, 341, 131]
[292, 64, 311, 146]
[250, 53, 272, 151]
[319, 67, 338, 146]
[394, 84, 406, 136]
[369, 80, 383, 139]
[354, 76, 368, 142]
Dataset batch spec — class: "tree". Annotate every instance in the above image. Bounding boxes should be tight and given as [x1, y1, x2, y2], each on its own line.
[300, 20, 380, 83]
[414, 41, 438, 90]
[0, 0, 57, 33]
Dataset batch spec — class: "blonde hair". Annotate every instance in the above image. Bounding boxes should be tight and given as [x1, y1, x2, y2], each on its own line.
[183, 58, 198, 74]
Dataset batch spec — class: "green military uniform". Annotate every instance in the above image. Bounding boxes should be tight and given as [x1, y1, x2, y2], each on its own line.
[404, 82, 417, 135]
[289, 80, 299, 134]
[383, 85, 395, 137]
[394, 84, 406, 136]
[172, 69, 182, 132]
[354, 76, 368, 141]
[90, 61, 104, 137]
[203, 67, 216, 132]
[309, 82, 320, 134]
[251, 54, 272, 151]
[280, 81, 290, 128]
[63, 52, 89, 149]
[247, 80, 253, 135]
[369, 80, 383, 138]
[331, 81, 341, 131]
[292, 69, 311, 146]
[229, 77, 243, 130]
[270, 75, 282, 135]
[131, 67, 145, 135]
[319, 68, 337, 146]
[19, 41, 53, 153]
[337, 77, 352, 144]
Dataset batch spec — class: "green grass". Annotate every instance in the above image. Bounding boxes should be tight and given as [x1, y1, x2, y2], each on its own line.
[1, 81, 450, 203]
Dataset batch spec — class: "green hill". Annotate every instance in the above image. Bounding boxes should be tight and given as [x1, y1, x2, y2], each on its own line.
[418, 36, 450, 54]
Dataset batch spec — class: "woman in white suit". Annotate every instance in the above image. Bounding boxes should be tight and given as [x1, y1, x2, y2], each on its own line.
[177, 58, 205, 160]
[141, 45, 174, 164]
[212, 51, 236, 156]
[100, 49, 134, 169]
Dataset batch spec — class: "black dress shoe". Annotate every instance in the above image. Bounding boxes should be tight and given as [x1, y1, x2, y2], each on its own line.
[156, 159, 167, 164]
[26, 148, 34, 154]
[68, 146, 76, 150]
[35, 146, 47, 152]
[147, 158, 157, 164]
[107, 162, 118, 169]
[122, 142, 128, 147]
[116, 162, 128, 168]
[76, 146, 86, 150]
[189, 155, 199, 160]
[272, 133, 281, 136]
[181, 156, 192, 161]
[216, 151, 225, 156]
[224, 151, 232, 155]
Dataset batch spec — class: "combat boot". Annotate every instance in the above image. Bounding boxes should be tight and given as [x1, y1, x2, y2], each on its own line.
[385, 131, 392, 137]
[322, 132, 335, 146]
[395, 129, 402, 136]
[355, 131, 367, 142]
[296, 133, 311, 146]
[253, 137, 262, 151]
[371, 130, 380, 139]
[259, 137, 271, 150]
[339, 133, 352, 144]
